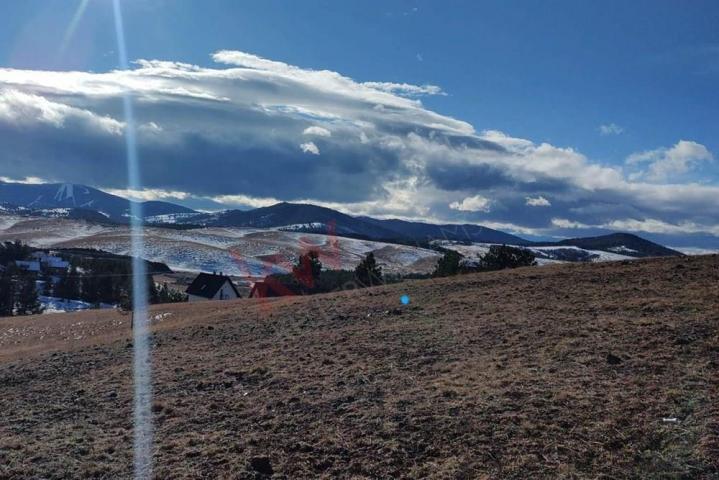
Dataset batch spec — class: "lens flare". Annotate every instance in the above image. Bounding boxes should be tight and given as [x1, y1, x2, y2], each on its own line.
[112, 1, 153, 479]
[58, 0, 90, 59]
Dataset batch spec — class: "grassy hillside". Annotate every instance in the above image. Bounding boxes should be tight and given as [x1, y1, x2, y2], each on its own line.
[1, 255, 718, 478]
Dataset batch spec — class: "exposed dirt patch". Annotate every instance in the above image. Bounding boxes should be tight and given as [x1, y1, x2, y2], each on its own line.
[1, 255, 718, 478]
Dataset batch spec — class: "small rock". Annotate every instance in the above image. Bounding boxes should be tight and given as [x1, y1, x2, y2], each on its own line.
[606, 353, 623, 365]
[249, 456, 273, 475]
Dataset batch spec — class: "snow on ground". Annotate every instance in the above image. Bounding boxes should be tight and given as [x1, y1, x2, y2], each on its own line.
[675, 247, 719, 255]
[607, 245, 639, 254]
[39, 296, 114, 314]
[0, 216, 106, 246]
[524, 245, 633, 262]
[433, 240, 635, 264]
[0, 217, 441, 275]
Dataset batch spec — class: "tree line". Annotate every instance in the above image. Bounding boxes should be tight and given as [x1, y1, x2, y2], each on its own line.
[258, 244, 535, 297]
[0, 241, 187, 318]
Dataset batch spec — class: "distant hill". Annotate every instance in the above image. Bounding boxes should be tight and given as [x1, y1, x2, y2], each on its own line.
[360, 217, 529, 245]
[0, 182, 196, 222]
[191, 202, 527, 245]
[193, 202, 403, 239]
[547, 232, 683, 257]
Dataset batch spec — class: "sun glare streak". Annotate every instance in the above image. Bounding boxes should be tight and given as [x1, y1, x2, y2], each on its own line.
[112, 1, 153, 479]
[58, 0, 90, 59]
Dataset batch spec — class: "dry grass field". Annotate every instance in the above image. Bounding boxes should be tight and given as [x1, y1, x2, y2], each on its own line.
[1, 255, 718, 479]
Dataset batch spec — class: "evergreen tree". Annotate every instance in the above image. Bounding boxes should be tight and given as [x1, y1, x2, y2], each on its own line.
[292, 250, 322, 290]
[16, 275, 43, 315]
[0, 271, 15, 317]
[433, 250, 463, 277]
[354, 252, 383, 286]
[81, 275, 99, 304]
[56, 266, 81, 300]
[479, 245, 536, 271]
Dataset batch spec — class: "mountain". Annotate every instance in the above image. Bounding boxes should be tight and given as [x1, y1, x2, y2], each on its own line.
[360, 217, 529, 245]
[193, 202, 405, 239]
[189, 202, 526, 245]
[0, 182, 196, 222]
[548, 232, 683, 257]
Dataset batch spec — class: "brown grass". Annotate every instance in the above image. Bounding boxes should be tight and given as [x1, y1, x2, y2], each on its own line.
[1, 255, 718, 479]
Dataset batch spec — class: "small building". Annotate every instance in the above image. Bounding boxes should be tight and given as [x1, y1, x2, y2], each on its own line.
[40, 256, 70, 272]
[185, 272, 241, 302]
[249, 277, 296, 298]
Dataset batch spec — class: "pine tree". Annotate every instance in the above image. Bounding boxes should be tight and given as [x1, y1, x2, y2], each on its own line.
[292, 250, 322, 290]
[16, 275, 43, 315]
[57, 267, 81, 300]
[479, 245, 536, 271]
[0, 271, 15, 317]
[354, 252, 383, 286]
[432, 250, 462, 277]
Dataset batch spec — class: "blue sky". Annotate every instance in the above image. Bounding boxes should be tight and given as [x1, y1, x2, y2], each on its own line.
[0, 0, 718, 248]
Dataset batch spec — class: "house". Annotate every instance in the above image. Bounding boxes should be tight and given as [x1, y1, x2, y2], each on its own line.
[249, 277, 296, 298]
[185, 272, 241, 302]
[32, 252, 70, 273]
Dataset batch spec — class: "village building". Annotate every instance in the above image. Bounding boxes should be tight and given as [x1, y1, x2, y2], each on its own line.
[185, 272, 241, 302]
[249, 277, 295, 298]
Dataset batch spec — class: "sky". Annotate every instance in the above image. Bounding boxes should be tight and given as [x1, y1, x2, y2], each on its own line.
[0, 0, 717, 249]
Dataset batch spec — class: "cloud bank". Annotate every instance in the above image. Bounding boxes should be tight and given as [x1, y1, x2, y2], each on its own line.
[0, 50, 716, 244]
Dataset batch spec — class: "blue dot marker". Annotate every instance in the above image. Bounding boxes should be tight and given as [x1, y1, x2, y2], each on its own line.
[400, 294, 410, 305]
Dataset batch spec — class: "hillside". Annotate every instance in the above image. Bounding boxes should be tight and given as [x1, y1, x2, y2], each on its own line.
[189, 202, 528, 245]
[553, 232, 682, 257]
[0, 216, 442, 276]
[1, 255, 717, 478]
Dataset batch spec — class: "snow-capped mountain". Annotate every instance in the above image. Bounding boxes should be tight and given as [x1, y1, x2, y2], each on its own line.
[0, 181, 196, 222]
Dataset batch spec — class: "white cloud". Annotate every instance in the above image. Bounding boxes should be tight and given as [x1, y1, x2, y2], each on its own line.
[526, 195, 551, 207]
[553, 216, 719, 237]
[210, 194, 281, 208]
[0, 50, 717, 242]
[361, 82, 445, 97]
[602, 218, 719, 236]
[0, 176, 46, 184]
[0, 89, 123, 135]
[449, 195, 491, 212]
[300, 141, 320, 155]
[102, 188, 191, 201]
[626, 140, 713, 182]
[302, 126, 331, 137]
[599, 123, 624, 135]
[551, 218, 591, 229]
